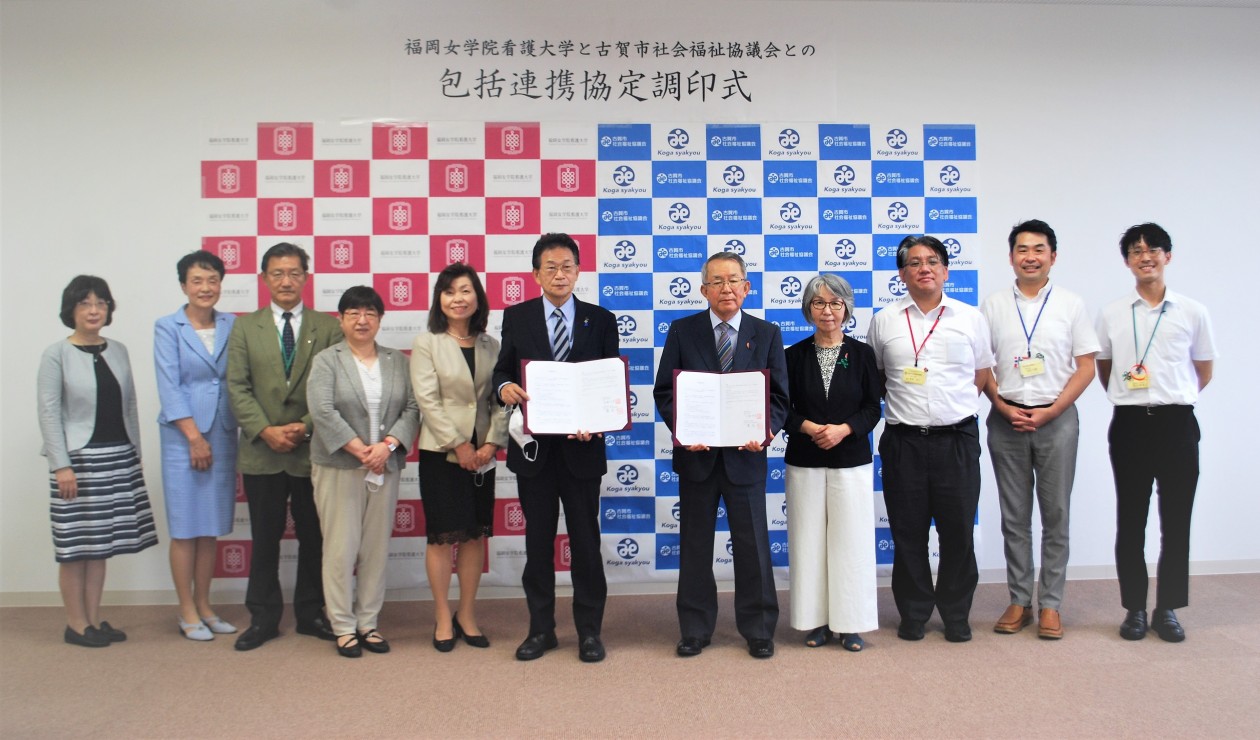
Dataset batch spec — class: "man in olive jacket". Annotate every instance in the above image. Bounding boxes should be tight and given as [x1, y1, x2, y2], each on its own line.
[227, 242, 341, 651]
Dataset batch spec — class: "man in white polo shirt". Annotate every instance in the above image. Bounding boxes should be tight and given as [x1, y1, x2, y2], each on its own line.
[982, 220, 1098, 640]
[1096, 222, 1215, 643]
[867, 235, 993, 643]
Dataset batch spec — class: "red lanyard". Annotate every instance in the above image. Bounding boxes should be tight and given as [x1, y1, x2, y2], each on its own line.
[906, 306, 945, 368]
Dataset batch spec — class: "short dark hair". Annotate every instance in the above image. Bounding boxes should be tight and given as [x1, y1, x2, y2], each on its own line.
[428, 263, 490, 335]
[702, 251, 748, 283]
[1119, 222, 1172, 258]
[59, 275, 115, 329]
[260, 242, 310, 273]
[177, 249, 226, 283]
[531, 233, 580, 270]
[336, 286, 385, 316]
[1008, 219, 1057, 253]
[896, 235, 949, 269]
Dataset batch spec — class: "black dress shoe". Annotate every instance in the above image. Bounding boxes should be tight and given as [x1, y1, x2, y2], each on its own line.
[65, 625, 109, 648]
[1119, 609, 1148, 641]
[1151, 608, 1185, 643]
[944, 622, 973, 643]
[453, 615, 489, 648]
[897, 621, 925, 641]
[515, 631, 559, 661]
[295, 617, 336, 641]
[359, 629, 390, 654]
[433, 625, 456, 653]
[234, 624, 279, 651]
[336, 634, 362, 658]
[93, 621, 127, 642]
[747, 638, 775, 659]
[579, 635, 606, 663]
[676, 636, 710, 657]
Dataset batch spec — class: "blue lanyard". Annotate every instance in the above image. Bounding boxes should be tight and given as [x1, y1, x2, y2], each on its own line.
[1014, 286, 1052, 359]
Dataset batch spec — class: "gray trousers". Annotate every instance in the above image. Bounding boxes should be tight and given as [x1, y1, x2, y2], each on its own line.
[985, 404, 1079, 610]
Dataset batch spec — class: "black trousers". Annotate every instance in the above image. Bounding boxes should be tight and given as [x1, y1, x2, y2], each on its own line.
[517, 456, 606, 638]
[676, 460, 779, 642]
[878, 419, 982, 627]
[242, 472, 325, 629]
[1108, 405, 1199, 611]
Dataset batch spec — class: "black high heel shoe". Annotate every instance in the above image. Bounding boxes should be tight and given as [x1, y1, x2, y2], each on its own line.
[453, 614, 490, 648]
[433, 624, 456, 652]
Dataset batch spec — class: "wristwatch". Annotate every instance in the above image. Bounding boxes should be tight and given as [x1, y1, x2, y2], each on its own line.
[386, 440, 398, 452]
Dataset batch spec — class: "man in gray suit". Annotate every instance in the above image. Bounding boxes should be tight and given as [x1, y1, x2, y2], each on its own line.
[227, 242, 340, 650]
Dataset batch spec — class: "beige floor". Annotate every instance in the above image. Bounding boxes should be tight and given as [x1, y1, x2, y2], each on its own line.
[2, 574, 1257, 738]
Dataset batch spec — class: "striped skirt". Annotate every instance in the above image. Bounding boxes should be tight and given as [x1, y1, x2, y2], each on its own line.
[49, 442, 159, 563]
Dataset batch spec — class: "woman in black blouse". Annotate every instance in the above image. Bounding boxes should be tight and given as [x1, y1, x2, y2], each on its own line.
[37, 276, 158, 647]
[783, 274, 882, 652]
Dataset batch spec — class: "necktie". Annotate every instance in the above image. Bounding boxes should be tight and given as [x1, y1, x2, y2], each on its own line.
[550, 307, 570, 362]
[717, 322, 734, 372]
[281, 311, 296, 377]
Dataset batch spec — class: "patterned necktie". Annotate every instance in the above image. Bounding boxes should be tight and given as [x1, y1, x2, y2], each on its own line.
[281, 311, 296, 377]
[717, 322, 734, 372]
[550, 307, 570, 362]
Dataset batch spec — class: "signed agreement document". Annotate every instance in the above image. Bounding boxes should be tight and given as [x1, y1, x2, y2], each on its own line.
[671, 369, 770, 447]
[521, 357, 631, 435]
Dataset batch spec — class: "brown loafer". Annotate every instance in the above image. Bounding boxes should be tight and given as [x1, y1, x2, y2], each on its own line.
[994, 604, 1033, 634]
[1038, 608, 1063, 640]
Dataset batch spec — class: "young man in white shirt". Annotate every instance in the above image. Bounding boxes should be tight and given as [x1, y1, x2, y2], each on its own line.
[982, 220, 1098, 639]
[1096, 222, 1216, 643]
[867, 235, 993, 643]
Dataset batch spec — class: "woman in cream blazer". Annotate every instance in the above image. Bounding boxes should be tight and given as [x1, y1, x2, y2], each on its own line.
[411, 263, 507, 651]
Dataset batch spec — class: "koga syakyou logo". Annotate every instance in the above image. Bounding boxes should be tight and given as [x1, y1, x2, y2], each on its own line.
[833, 165, 856, 186]
[778, 128, 800, 150]
[722, 239, 746, 255]
[723, 165, 745, 186]
[668, 202, 691, 224]
[668, 277, 692, 298]
[885, 128, 908, 150]
[939, 165, 961, 186]
[887, 201, 909, 223]
[667, 128, 690, 149]
[616, 314, 637, 336]
[780, 276, 803, 298]
[887, 274, 908, 297]
[834, 239, 858, 260]
[611, 165, 636, 187]
[612, 239, 637, 261]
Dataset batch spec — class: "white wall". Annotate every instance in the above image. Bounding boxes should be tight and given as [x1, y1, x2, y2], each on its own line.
[3, 0, 1256, 601]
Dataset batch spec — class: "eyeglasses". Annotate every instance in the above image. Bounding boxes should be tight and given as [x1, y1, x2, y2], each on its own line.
[540, 263, 577, 276]
[704, 278, 746, 289]
[903, 258, 943, 270]
[342, 310, 379, 322]
[810, 300, 846, 313]
[77, 299, 109, 310]
[266, 270, 306, 281]
[1127, 247, 1165, 259]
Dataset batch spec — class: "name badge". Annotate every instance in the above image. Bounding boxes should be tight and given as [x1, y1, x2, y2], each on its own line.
[1018, 357, 1046, 377]
[902, 367, 927, 385]
[1123, 364, 1150, 390]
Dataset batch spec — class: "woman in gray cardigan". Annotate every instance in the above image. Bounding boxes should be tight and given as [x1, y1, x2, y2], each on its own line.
[37, 275, 158, 648]
[307, 286, 419, 658]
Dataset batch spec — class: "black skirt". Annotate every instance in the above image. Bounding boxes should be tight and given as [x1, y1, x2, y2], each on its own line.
[417, 450, 495, 545]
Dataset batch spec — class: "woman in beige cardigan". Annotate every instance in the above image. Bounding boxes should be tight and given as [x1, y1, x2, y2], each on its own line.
[411, 264, 508, 652]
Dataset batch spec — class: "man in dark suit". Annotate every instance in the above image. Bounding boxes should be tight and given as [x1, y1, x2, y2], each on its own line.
[227, 242, 341, 650]
[493, 233, 619, 663]
[652, 252, 790, 659]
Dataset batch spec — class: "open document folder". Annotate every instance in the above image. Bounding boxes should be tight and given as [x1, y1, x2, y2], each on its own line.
[521, 357, 631, 435]
[671, 369, 770, 448]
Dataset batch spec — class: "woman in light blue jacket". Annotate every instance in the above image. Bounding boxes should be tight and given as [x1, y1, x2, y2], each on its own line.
[154, 250, 239, 641]
[38, 275, 158, 648]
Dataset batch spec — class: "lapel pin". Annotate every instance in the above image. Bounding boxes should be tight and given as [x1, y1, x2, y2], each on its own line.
[583, 317, 589, 327]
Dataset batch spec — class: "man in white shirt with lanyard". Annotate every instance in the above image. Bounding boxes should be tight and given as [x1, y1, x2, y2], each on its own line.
[982, 220, 1099, 640]
[1096, 222, 1215, 643]
[867, 235, 993, 643]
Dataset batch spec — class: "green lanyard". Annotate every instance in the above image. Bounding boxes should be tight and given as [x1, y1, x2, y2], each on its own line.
[1131, 302, 1166, 370]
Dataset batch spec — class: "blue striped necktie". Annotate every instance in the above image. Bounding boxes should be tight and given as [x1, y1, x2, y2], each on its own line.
[551, 307, 570, 362]
[281, 312, 296, 377]
[717, 322, 734, 372]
